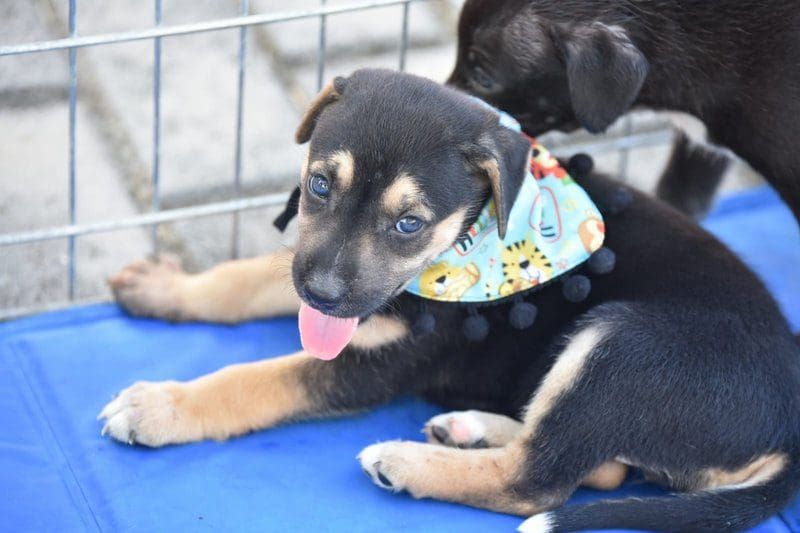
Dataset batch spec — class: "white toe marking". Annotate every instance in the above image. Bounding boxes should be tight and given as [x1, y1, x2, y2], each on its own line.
[358, 442, 394, 490]
[97, 394, 124, 421]
[428, 410, 486, 444]
[358, 443, 383, 469]
[448, 410, 487, 442]
[518, 512, 553, 533]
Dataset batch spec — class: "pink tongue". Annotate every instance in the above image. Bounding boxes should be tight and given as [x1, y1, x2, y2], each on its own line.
[298, 303, 359, 360]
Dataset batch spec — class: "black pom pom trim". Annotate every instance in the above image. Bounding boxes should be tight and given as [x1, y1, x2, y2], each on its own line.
[587, 247, 616, 275]
[562, 275, 591, 303]
[604, 187, 634, 215]
[567, 153, 594, 178]
[463, 308, 489, 342]
[413, 312, 436, 335]
[509, 299, 538, 330]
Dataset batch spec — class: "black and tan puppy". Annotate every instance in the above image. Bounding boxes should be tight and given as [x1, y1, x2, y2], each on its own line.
[102, 70, 800, 532]
[448, 0, 800, 222]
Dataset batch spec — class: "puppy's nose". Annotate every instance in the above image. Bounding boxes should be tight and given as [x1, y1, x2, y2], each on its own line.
[302, 273, 346, 312]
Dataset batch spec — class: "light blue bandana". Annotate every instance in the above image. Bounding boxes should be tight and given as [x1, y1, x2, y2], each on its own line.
[405, 108, 605, 303]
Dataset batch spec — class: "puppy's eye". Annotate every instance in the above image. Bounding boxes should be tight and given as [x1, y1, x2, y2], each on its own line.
[471, 66, 494, 90]
[308, 173, 330, 199]
[395, 216, 424, 234]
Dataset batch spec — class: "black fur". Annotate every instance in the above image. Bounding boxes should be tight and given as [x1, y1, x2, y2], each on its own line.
[447, 0, 800, 222]
[656, 132, 730, 220]
[293, 69, 800, 532]
[546, 458, 800, 532]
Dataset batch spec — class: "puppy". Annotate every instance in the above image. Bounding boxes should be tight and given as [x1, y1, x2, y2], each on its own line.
[447, 0, 800, 222]
[103, 70, 800, 532]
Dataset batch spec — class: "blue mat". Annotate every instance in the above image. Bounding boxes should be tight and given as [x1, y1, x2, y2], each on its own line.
[2, 186, 799, 532]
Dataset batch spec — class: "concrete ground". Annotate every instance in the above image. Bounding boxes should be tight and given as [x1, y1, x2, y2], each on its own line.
[0, 0, 760, 318]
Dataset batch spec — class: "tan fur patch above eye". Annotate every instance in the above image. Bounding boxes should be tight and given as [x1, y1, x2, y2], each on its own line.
[350, 314, 409, 350]
[308, 159, 326, 176]
[305, 152, 355, 191]
[701, 453, 789, 490]
[382, 173, 427, 215]
[329, 150, 355, 191]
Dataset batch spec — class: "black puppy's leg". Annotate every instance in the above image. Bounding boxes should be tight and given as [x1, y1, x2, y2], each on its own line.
[655, 131, 729, 219]
[359, 323, 623, 513]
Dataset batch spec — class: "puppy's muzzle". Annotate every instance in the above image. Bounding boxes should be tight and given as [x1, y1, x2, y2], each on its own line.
[300, 271, 347, 314]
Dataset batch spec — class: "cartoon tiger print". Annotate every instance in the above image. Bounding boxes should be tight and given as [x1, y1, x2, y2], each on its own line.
[498, 240, 553, 298]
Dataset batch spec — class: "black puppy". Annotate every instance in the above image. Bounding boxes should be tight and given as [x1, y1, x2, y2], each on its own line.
[448, 0, 800, 221]
[102, 70, 800, 532]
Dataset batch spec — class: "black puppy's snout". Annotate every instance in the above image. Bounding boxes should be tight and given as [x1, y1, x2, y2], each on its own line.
[302, 272, 347, 312]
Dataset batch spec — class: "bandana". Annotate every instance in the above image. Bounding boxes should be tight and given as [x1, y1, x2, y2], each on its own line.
[405, 108, 605, 304]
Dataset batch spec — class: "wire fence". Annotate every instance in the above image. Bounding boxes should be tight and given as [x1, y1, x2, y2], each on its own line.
[0, 0, 672, 320]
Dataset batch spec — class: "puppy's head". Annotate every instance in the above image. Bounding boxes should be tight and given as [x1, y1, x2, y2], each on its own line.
[447, 0, 649, 135]
[292, 69, 531, 322]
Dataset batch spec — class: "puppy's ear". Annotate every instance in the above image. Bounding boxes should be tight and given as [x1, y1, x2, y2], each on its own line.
[294, 76, 347, 144]
[462, 127, 531, 239]
[555, 23, 648, 133]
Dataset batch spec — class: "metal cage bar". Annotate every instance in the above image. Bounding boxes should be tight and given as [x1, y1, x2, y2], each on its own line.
[152, 0, 163, 254]
[398, 1, 410, 71]
[231, 0, 251, 259]
[0, 1, 422, 57]
[0, 193, 291, 247]
[317, 0, 328, 91]
[67, 0, 78, 301]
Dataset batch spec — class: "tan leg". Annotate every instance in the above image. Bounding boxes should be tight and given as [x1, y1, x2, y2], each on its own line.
[423, 410, 627, 490]
[98, 313, 413, 448]
[98, 351, 315, 447]
[109, 248, 299, 323]
[359, 440, 555, 516]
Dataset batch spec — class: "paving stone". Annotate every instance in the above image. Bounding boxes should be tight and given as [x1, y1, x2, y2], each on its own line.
[254, 0, 448, 66]
[0, 2, 68, 96]
[0, 103, 149, 314]
[48, 0, 306, 201]
[292, 40, 457, 96]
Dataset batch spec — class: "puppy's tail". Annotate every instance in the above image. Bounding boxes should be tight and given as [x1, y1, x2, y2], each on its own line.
[518, 454, 800, 533]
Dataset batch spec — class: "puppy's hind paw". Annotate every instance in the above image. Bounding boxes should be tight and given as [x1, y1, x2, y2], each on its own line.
[108, 255, 187, 321]
[424, 410, 523, 448]
[423, 411, 489, 448]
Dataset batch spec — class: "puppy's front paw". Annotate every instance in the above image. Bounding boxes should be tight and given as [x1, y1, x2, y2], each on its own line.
[98, 380, 199, 447]
[424, 411, 489, 448]
[358, 441, 406, 492]
[108, 255, 187, 321]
